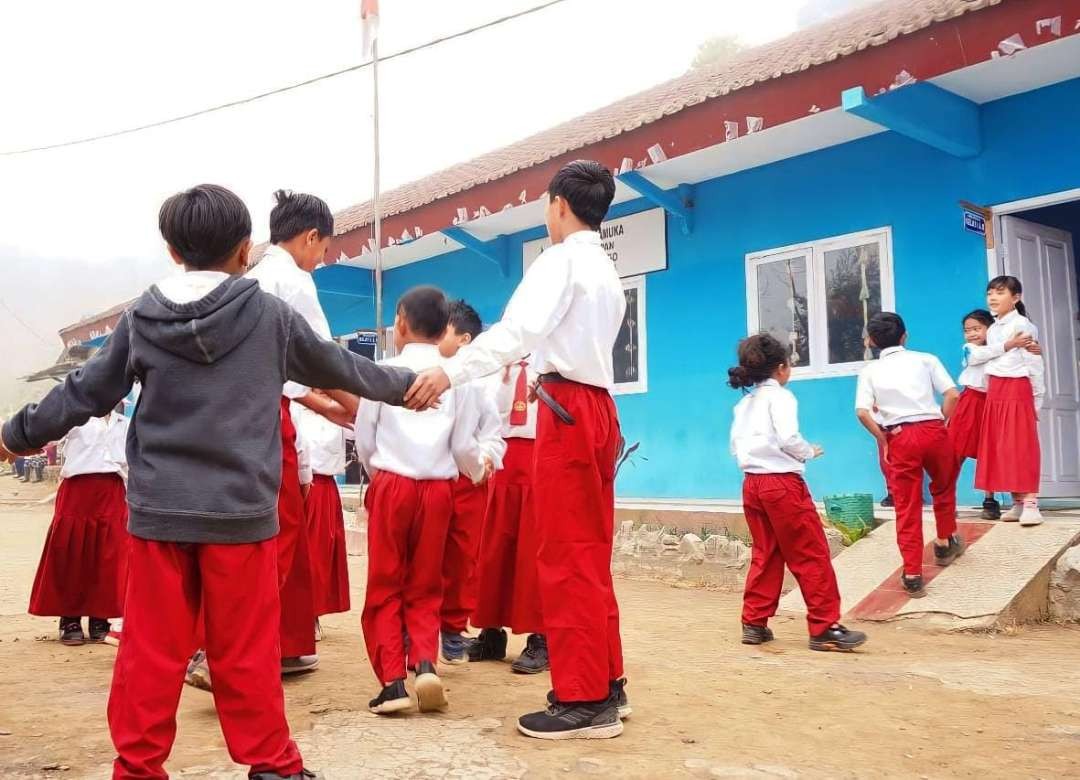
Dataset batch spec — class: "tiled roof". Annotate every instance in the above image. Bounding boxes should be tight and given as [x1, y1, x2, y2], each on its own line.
[333, 0, 1000, 234]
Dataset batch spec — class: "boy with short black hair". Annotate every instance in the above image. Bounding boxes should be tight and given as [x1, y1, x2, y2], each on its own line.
[1, 184, 421, 779]
[407, 160, 629, 740]
[357, 287, 487, 715]
[436, 300, 506, 663]
[855, 312, 964, 599]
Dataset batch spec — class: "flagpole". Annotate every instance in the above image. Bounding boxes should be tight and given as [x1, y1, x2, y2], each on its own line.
[371, 37, 384, 359]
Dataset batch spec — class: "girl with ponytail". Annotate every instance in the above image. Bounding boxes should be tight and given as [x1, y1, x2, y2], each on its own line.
[976, 276, 1047, 525]
[728, 334, 866, 652]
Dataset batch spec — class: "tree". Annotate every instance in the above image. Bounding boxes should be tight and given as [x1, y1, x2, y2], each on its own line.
[689, 34, 745, 70]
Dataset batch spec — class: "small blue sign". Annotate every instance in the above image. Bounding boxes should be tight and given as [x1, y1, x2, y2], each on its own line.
[964, 209, 986, 236]
[354, 332, 378, 345]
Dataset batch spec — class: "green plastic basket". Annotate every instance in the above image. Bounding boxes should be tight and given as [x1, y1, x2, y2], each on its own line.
[823, 493, 874, 542]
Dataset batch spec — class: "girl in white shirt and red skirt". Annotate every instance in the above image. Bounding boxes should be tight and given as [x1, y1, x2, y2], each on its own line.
[729, 334, 866, 652]
[30, 411, 129, 645]
[975, 276, 1046, 526]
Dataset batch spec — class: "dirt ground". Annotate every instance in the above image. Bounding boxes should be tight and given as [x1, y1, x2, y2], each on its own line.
[3, 478, 1080, 779]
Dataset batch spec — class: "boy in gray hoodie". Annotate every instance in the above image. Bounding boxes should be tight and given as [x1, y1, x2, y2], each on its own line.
[0, 184, 421, 780]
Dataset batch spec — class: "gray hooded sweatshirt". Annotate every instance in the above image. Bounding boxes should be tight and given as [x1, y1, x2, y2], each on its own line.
[2, 276, 415, 544]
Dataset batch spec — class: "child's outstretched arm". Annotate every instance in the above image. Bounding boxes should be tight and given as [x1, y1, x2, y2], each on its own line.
[285, 308, 418, 407]
[2, 314, 136, 457]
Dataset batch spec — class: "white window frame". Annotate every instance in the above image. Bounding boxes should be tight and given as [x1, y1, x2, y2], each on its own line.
[613, 275, 648, 396]
[746, 227, 894, 380]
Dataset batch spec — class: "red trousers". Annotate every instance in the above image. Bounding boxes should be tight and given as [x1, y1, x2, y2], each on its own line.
[278, 399, 316, 658]
[885, 420, 958, 576]
[741, 473, 840, 636]
[975, 376, 1041, 494]
[473, 438, 544, 634]
[108, 537, 302, 779]
[440, 475, 490, 633]
[533, 381, 623, 703]
[307, 475, 351, 616]
[361, 471, 453, 684]
[30, 473, 129, 618]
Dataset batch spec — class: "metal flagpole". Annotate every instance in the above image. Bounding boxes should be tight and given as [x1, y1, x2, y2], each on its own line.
[372, 37, 384, 359]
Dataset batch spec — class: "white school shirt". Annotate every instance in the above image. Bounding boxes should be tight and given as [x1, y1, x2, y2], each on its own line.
[445, 230, 626, 389]
[730, 380, 817, 474]
[155, 270, 231, 304]
[291, 404, 347, 477]
[461, 380, 508, 483]
[488, 359, 539, 440]
[61, 413, 129, 480]
[984, 310, 1046, 408]
[354, 343, 483, 481]
[247, 245, 333, 399]
[854, 346, 956, 427]
[958, 343, 990, 391]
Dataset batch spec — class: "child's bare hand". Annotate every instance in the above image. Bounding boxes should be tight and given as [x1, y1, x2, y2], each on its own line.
[1026, 341, 1042, 355]
[1005, 332, 1034, 351]
[811, 445, 824, 459]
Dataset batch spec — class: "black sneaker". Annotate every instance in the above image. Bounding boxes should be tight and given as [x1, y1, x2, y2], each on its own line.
[880, 493, 894, 508]
[88, 618, 110, 643]
[980, 497, 1001, 520]
[808, 623, 868, 652]
[934, 534, 966, 567]
[413, 660, 448, 713]
[517, 700, 623, 740]
[511, 633, 549, 674]
[547, 679, 632, 720]
[467, 627, 508, 662]
[741, 624, 774, 645]
[59, 617, 84, 646]
[250, 770, 322, 780]
[900, 574, 927, 598]
[368, 679, 411, 715]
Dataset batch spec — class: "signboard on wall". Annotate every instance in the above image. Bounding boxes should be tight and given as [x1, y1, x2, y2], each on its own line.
[522, 207, 667, 278]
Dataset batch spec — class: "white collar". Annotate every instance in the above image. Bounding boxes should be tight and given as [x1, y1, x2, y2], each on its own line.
[260, 244, 301, 268]
[562, 230, 601, 246]
[399, 342, 441, 357]
[756, 378, 781, 390]
[880, 346, 906, 358]
[995, 309, 1021, 324]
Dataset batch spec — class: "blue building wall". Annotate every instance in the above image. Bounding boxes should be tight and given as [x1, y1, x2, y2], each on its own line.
[335, 77, 1080, 504]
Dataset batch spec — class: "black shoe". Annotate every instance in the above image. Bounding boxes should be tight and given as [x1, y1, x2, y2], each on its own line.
[980, 498, 1001, 520]
[934, 534, 966, 567]
[546, 679, 632, 720]
[809, 623, 868, 652]
[59, 617, 84, 646]
[741, 624, 774, 645]
[88, 618, 110, 643]
[517, 700, 623, 740]
[250, 770, 322, 780]
[900, 574, 927, 598]
[368, 679, 411, 715]
[467, 627, 508, 662]
[880, 493, 894, 508]
[511, 633, 550, 674]
[413, 660, 448, 712]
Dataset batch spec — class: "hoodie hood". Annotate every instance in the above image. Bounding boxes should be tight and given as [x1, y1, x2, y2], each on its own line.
[134, 276, 266, 364]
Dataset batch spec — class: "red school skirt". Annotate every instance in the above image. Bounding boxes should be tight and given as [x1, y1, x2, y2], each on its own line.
[306, 474, 350, 616]
[29, 473, 129, 618]
[975, 376, 1041, 494]
[949, 387, 986, 461]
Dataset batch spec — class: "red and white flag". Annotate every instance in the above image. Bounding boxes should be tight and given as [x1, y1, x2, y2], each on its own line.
[361, 0, 380, 59]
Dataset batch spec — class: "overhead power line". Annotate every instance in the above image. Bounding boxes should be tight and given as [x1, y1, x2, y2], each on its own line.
[1, 0, 570, 157]
[0, 298, 52, 345]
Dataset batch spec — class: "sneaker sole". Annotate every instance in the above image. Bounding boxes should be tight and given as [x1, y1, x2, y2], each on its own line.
[415, 672, 448, 712]
[935, 542, 966, 568]
[511, 662, 550, 674]
[1019, 518, 1044, 527]
[103, 635, 121, 647]
[370, 697, 413, 715]
[59, 638, 85, 647]
[517, 720, 624, 740]
[741, 635, 773, 645]
[439, 653, 467, 666]
[617, 705, 632, 719]
[809, 637, 867, 652]
[467, 653, 507, 663]
[282, 659, 320, 676]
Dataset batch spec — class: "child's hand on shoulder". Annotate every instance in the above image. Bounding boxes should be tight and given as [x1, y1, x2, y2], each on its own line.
[1005, 332, 1035, 351]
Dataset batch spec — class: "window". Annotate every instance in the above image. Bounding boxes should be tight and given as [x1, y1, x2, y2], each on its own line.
[613, 275, 648, 395]
[746, 228, 894, 378]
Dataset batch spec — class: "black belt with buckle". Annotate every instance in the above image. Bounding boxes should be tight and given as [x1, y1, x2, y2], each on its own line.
[535, 372, 576, 425]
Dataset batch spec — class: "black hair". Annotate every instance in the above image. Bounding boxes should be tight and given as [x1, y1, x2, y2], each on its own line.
[269, 189, 334, 244]
[397, 286, 449, 340]
[987, 275, 1028, 318]
[447, 299, 482, 340]
[866, 312, 906, 350]
[158, 184, 252, 270]
[727, 334, 789, 389]
[548, 160, 616, 230]
[961, 308, 994, 328]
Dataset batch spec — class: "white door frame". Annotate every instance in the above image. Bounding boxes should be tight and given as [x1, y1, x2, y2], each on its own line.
[987, 187, 1080, 276]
